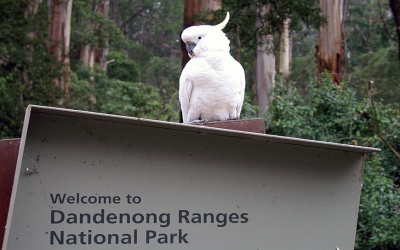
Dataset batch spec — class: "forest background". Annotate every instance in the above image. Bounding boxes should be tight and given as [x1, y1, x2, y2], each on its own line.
[0, 0, 399, 249]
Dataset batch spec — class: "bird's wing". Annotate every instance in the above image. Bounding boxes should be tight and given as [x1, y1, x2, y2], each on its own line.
[179, 74, 193, 123]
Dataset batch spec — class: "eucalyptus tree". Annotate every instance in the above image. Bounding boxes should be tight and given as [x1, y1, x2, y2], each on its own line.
[210, 0, 325, 113]
[317, 0, 344, 85]
[390, 0, 400, 58]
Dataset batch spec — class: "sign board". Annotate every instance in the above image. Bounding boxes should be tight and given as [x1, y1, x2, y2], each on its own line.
[3, 105, 379, 250]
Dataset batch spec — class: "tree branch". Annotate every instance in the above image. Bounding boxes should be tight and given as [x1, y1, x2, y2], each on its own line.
[368, 81, 400, 159]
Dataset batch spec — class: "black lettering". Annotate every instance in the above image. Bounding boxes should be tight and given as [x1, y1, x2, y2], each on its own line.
[107, 234, 119, 244]
[132, 213, 144, 224]
[97, 196, 112, 204]
[169, 232, 177, 243]
[50, 231, 63, 245]
[66, 213, 77, 224]
[51, 193, 120, 205]
[191, 213, 201, 223]
[106, 213, 118, 224]
[50, 230, 135, 245]
[93, 209, 105, 223]
[119, 213, 130, 223]
[126, 194, 132, 203]
[229, 213, 239, 223]
[67, 195, 76, 204]
[113, 196, 121, 204]
[88, 196, 97, 204]
[130, 230, 137, 244]
[216, 213, 227, 227]
[126, 194, 141, 204]
[77, 195, 85, 204]
[78, 213, 90, 224]
[158, 233, 168, 244]
[66, 233, 77, 244]
[179, 210, 190, 223]
[51, 210, 64, 224]
[179, 229, 189, 243]
[146, 213, 157, 224]
[132, 196, 141, 204]
[77, 231, 87, 244]
[50, 193, 66, 204]
[122, 233, 133, 244]
[159, 213, 170, 227]
[240, 213, 249, 223]
[94, 234, 106, 244]
[203, 213, 214, 223]
[146, 230, 157, 244]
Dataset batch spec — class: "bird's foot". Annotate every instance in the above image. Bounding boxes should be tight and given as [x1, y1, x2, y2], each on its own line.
[189, 119, 209, 124]
[227, 116, 240, 121]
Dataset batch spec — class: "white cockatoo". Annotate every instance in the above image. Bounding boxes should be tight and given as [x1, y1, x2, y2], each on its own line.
[179, 12, 245, 123]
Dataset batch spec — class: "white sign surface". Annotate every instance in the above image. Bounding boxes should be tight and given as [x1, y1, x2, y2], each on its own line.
[3, 106, 379, 250]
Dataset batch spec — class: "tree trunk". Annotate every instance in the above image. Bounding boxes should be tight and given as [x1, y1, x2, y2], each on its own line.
[279, 18, 291, 81]
[256, 4, 275, 116]
[48, 0, 73, 96]
[181, 0, 222, 68]
[63, 0, 72, 93]
[78, 1, 111, 71]
[95, 0, 110, 71]
[23, 0, 40, 88]
[79, 44, 95, 68]
[317, 0, 345, 85]
[390, 0, 400, 59]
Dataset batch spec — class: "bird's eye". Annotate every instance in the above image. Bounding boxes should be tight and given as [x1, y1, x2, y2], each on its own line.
[198, 36, 202, 40]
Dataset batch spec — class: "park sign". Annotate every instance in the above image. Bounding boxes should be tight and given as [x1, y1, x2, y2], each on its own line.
[3, 105, 379, 250]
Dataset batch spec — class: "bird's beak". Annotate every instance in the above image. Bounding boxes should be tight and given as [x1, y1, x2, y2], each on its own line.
[186, 42, 196, 58]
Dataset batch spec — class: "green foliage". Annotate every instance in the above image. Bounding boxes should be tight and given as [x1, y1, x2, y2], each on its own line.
[351, 44, 400, 102]
[266, 75, 400, 249]
[72, 0, 125, 47]
[142, 56, 181, 121]
[0, 75, 23, 138]
[68, 70, 95, 111]
[126, 41, 153, 69]
[289, 52, 317, 88]
[356, 154, 400, 249]
[0, 0, 29, 58]
[113, 0, 183, 58]
[360, 44, 400, 82]
[69, 68, 176, 121]
[266, 73, 363, 142]
[107, 53, 140, 82]
[0, 0, 63, 139]
[0, 0, 27, 137]
[346, 0, 396, 60]
[290, 0, 400, 105]
[95, 77, 163, 119]
[289, 27, 318, 86]
[241, 93, 259, 120]
[367, 99, 400, 183]
[142, 57, 180, 87]
[341, 0, 399, 103]
[218, 0, 325, 55]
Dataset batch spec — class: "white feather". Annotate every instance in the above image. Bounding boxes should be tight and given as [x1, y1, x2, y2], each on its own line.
[179, 14, 245, 123]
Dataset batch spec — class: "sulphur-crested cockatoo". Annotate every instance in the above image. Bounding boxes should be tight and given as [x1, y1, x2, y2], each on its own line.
[179, 12, 245, 123]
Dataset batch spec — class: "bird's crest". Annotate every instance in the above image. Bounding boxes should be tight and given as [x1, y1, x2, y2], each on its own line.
[214, 12, 230, 30]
